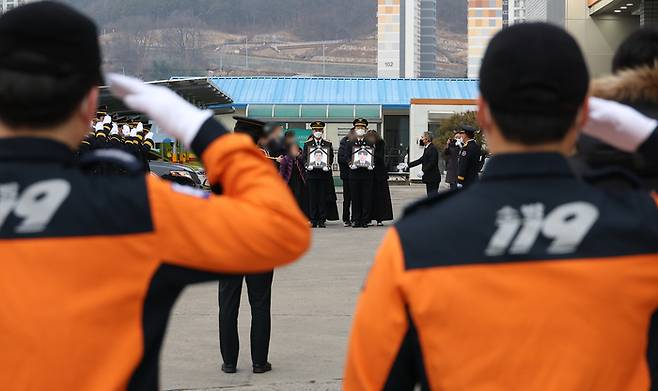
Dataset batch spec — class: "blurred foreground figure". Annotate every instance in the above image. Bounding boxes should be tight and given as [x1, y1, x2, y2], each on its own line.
[0, 3, 309, 390]
[345, 23, 658, 391]
[574, 27, 658, 191]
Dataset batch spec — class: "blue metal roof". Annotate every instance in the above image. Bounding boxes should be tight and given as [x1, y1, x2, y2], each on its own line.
[208, 77, 479, 107]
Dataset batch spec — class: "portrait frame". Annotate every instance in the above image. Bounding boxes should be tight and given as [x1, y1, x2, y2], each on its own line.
[307, 146, 330, 169]
[351, 146, 374, 169]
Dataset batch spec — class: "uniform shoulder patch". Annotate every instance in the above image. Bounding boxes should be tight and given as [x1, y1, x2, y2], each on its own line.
[403, 189, 460, 217]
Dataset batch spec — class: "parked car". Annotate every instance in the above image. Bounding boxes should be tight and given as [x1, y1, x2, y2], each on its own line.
[149, 161, 205, 189]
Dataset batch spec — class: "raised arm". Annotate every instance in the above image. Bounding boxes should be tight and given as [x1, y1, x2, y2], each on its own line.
[583, 97, 658, 165]
[108, 74, 310, 274]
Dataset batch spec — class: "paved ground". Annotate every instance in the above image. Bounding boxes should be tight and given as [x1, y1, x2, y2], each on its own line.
[159, 185, 429, 391]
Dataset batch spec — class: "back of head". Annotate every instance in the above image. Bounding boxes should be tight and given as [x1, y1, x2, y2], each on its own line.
[0, 2, 102, 129]
[479, 23, 589, 145]
[612, 27, 658, 72]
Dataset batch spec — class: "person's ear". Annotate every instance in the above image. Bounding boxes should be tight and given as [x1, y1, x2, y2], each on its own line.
[562, 98, 590, 154]
[575, 97, 589, 131]
[477, 97, 495, 139]
[79, 87, 99, 125]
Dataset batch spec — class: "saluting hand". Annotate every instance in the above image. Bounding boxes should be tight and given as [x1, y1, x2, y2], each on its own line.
[583, 97, 657, 152]
[107, 73, 213, 148]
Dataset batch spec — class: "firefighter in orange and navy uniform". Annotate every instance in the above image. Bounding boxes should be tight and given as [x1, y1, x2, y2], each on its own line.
[345, 23, 658, 391]
[0, 3, 310, 390]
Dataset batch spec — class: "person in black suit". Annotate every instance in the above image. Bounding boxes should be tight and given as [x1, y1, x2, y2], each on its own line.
[409, 132, 442, 195]
[219, 117, 276, 375]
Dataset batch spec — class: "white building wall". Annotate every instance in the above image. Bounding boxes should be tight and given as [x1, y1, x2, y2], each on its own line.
[565, 0, 637, 76]
[377, 0, 402, 77]
[408, 103, 477, 178]
[403, 0, 421, 78]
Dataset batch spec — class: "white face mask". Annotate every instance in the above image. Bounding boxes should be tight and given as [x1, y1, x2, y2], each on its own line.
[356, 129, 366, 137]
[313, 131, 323, 139]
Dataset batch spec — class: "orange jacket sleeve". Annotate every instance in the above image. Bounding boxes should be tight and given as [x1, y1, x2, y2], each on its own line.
[146, 118, 311, 274]
[344, 228, 418, 390]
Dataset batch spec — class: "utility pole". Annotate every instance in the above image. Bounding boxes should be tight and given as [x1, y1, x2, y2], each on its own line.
[245, 37, 249, 70]
[322, 43, 326, 75]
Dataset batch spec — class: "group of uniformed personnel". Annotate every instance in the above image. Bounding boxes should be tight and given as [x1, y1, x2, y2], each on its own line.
[79, 111, 155, 174]
[288, 118, 394, 228]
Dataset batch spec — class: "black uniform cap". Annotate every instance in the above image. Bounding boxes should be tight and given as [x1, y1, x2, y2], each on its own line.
[310, 121, 326, 129]
[460, 124, 477, 136]
[233, 116, 266, 143]
[479, 23, 589, 117]
[353, 118, 369, 127]
[0, 1, 103, 85]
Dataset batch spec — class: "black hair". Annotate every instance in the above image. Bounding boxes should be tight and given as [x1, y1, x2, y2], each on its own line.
[284, 130, 295, 138]
[0, 66, 94, 129]
[613, 27, 658, 72]
[490, 109, 579, 146]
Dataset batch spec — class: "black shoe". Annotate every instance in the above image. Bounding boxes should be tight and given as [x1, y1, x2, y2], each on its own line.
[253, 362, 272, 374]
[343, 221, 352, 227]
[221, 363, 237, 374]
[318, 222, 327, 228]
[361, 224, 369, 229]
[352, 224, 361, 228]
[377, 222, 384, 227]
[311, 222, 318, 228]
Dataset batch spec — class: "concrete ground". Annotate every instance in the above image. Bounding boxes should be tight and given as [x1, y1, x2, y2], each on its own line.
[160, 185, 430, 391]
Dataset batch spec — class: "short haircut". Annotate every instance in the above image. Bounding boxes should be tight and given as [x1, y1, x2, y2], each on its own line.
[490, 110, 579, 145]
[0, 68, 95, 129]
[423, 132, 433, 142]
[613, 27, 658, 72]
[284, 130, 295, 138]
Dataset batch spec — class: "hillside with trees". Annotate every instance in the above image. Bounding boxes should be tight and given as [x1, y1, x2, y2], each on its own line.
[59, 0, 466, 79]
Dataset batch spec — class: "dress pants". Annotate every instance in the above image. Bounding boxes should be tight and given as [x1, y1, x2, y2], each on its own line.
[426, 182, 440, 195]
[308, 178, 327, 224]
[218, 271, 274, 366]
[350, 177, 374, 226]
[342, 180, 352, 223]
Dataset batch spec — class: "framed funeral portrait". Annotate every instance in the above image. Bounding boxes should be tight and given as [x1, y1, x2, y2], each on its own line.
[351, 146, 374, 169]
[307, 146, 330, 169]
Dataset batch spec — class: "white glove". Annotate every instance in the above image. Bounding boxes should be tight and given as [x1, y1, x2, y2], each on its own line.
[94, 122, 104, 132]
[322, 166, 329, 172]
[417, 170, 424, 178]
[350, 165, 357, 170]
[136, 122, 144, 133]
[307, 165, 314, 171]
[102, 115, 112, 124]
[145, 132, 154, 140]
[583, 97, 657, 152]
[107, 74, 213, 148]
[457, 183, 463, 189]
[130, 128, 139, 138]
[110, 123, 119, 136]
[367, 166, 374, 171]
